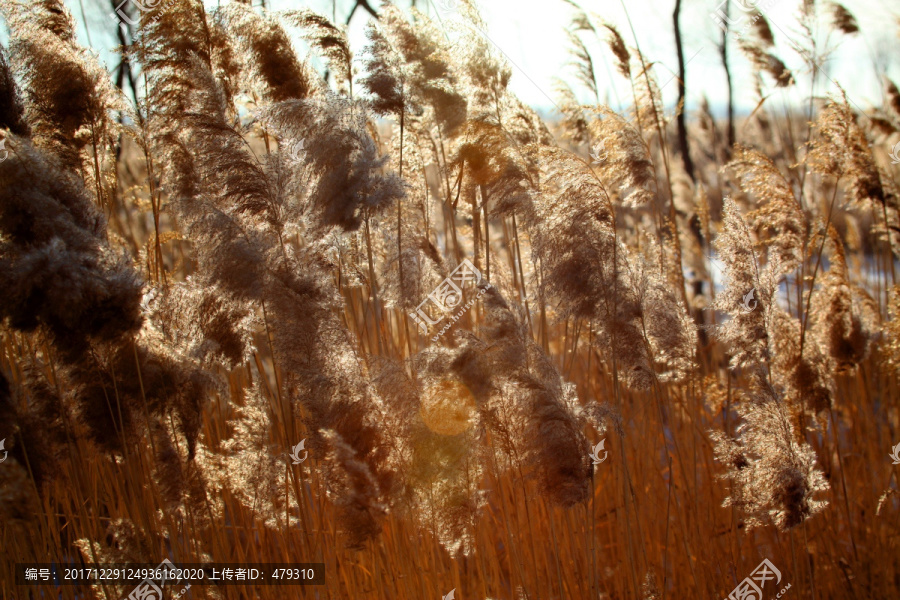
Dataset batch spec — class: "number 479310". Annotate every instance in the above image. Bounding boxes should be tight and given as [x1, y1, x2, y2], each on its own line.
[271, 568, 315, 580]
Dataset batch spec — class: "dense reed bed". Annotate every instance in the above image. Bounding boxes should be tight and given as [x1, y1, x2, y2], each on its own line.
[1, 0, 899, 598]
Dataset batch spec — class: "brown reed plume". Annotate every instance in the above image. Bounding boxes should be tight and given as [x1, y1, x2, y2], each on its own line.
[1, 0, 121, 171]
[711, 379, 829, 530]
[0, 24, 210, 473]
[285, 9, 353, 94]
[138, 1, 407, 546]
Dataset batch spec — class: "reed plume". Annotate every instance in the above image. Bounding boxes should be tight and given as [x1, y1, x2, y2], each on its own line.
[712, 380, 829, 530]
[711, 200, 829, 530]
[0, 135, 142, 357]
[284, 9, 353, 94]
[453, 3, 511, 118]
[262, 95, 405, 232]
[0, 46, 28, 135]
[808, 89, 886, 207]
[602, 23, 631, 80]
[476, 286, 591, 506]
[221, 3, 314, 102]
[378, 2, 467, 134]
[565, 28, 599, 104]
[526, 144, 655, 389]
[831, 3, 859, 35]
[770, 307, 834, 415]
[711, 198, 774, 373]
[0, 105, 209, 464]
[194, 379, 290, 528]
[885, 77, 900, 121]
[4, 2, 900, 597]
[554, 82, 590, 145]
[739, 42, 794, 88]
[142, 8, 402, 543]
[727, 145, 807, 273]
[588, 107, 655, 205]
[809, 227, 879, 371]
[0, 366, 67, 495]
[1, 0, 121, 169]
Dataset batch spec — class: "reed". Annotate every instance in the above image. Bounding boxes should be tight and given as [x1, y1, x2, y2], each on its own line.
[1, 0, 899, 598]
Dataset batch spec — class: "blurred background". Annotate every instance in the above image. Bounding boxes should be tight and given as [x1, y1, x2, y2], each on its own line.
[30, 0, 900, 117]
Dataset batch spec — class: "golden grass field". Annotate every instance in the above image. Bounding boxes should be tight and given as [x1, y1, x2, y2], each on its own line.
[1, 0, 900, 598]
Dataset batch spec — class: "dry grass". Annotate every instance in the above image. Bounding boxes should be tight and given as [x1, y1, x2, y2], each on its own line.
[1, 0, 900, 599]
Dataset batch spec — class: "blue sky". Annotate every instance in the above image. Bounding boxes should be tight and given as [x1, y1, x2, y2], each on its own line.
[74, 0, 900, 116]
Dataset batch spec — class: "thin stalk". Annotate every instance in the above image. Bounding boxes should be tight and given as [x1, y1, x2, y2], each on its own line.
[398, 105, 405, 310]
[545, 500, 567, 598]
[364, 215, 385, 354]
[828, 403, 860, 563]
[590, 465, 597, 599]
[662, 455, 673, 600]
[619, 0, 689, 309]
[481, 184, 490, 281]
[512, 214, 534, 332]
[799, 178, 841, 356]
